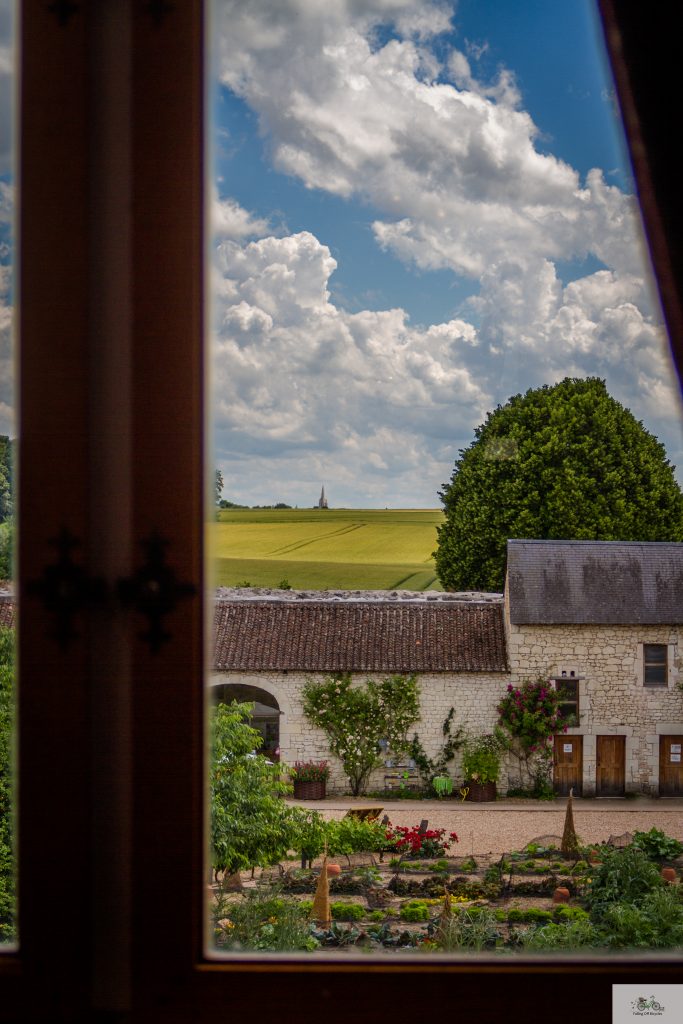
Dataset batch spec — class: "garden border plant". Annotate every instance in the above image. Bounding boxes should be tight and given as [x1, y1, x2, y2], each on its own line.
[302, 672, 420, 795]
[497, 677, 573, 795]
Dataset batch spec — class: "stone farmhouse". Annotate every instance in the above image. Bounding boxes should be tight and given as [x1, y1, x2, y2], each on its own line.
[211, 540, 683, 797]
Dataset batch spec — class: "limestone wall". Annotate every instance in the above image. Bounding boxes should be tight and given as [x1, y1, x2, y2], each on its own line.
[209, 670, 509, 794]
[504, 588, 683, 794]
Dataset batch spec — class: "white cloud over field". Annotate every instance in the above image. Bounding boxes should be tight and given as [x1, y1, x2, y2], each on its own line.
[211, 0, 682, 506]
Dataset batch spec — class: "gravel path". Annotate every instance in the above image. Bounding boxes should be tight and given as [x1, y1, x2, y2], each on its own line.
[288, 797, 683, 858]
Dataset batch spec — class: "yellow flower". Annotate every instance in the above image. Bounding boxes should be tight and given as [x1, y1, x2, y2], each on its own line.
[217, 918, 234, 930]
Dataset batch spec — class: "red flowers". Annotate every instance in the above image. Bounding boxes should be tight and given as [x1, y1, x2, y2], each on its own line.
[385, 824, 458, 858]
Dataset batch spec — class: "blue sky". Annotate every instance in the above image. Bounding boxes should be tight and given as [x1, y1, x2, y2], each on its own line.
[209, 0, 682, 508]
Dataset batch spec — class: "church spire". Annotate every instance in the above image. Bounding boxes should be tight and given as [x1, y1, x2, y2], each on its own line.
[318, 485, 328, 509]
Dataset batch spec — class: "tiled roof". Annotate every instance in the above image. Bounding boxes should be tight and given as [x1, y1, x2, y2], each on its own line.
[507, 540, 683, 625]
[212, 598, 508, 673]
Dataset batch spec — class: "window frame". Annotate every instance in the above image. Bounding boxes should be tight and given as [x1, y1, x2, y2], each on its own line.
[643, 643, 669, 687]
[2, 2, 683, 1021]
[551, 677, 581, 725]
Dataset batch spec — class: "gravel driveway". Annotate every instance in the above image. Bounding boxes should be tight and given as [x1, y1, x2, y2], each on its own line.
[288, 796, 683, 858]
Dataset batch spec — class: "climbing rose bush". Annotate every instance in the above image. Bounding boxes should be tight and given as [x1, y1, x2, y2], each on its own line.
[302, 673, 420, 796]
[497, 677, 570, 793]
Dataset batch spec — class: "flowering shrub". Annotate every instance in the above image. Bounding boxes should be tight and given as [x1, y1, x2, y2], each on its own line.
[302, 673, 420, 795]
[497, 677, 570, 793]
[461, 734, 501, 784]
[386, 824, 459, 859]
[292, 760, 330, 783]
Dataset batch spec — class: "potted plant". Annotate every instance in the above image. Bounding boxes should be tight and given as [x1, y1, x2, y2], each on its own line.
[292, 760, 330, 800]
[461, 734, 501, 802]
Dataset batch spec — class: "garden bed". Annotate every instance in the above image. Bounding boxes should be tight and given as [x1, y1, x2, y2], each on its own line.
[211, 827, 683, 955]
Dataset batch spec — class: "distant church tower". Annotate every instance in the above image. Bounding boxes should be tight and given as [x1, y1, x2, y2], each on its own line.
[318, 485, 329, 509]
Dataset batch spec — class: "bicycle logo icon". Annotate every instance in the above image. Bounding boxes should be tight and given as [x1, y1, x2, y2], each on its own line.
[631, 995, 665, 1014]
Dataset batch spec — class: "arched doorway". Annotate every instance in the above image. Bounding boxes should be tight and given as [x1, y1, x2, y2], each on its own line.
[210, 682, 282, 761]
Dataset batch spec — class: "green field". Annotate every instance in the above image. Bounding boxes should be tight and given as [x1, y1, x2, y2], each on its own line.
[209, 508, 444, 590]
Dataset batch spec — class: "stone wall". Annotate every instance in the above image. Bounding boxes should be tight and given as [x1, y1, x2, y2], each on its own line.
[209, 670, 509, 794]
[505, 588, 683, 794]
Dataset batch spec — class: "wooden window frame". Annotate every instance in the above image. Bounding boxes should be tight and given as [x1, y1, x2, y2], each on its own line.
[551, 678, 580, 725]
[1, 2, 682, 1021]
[643, 644, 669, 687]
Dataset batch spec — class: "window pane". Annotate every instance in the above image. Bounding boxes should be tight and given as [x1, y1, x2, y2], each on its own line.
[207, 0, 683, 959]
[0, 0, 15, 949]
[644, 644, 667, 686]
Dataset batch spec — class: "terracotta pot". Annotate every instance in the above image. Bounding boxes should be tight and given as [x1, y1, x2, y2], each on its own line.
[293, 779, 327, 800]
[325, 863, 342, 877]
[661, 867, 677, 883]
[552, 887, 570, 904]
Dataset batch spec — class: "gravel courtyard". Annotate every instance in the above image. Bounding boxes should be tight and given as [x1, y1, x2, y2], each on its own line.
[288, 796, 683, 858]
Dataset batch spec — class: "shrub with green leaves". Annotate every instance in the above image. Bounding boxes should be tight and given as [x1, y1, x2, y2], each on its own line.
[584, 846, 664, 921]
[433, 907, 501, 951]
[599, 887, 683, 949]
[631, 828, 683, 863]
[210, 701, 296, 877]
[326, 815, 389, 858]
[213, 889, 316, 951]
[331, 902, 365, 921]
[522, 919, 602, 951]
[302, 673, 420, 795]
[400, 900, 430, 922]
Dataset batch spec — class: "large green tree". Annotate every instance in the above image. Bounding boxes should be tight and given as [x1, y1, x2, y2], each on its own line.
[435, 378, 683, 591]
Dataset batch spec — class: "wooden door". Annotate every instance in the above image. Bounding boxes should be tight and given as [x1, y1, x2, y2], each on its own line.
[553, 735, 583, 795]
[596, 736, 625, 796]
[659, 736, 683, 796]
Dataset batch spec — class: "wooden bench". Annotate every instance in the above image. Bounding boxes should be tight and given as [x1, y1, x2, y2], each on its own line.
[342, 806, 384, 822]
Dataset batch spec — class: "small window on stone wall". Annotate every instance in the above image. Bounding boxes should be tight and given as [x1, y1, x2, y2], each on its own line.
[643, 644, 668, 687]
[552, 677, 580, 725]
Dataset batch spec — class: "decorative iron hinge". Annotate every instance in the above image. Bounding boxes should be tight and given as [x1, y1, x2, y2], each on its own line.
[28, 526, 106, 648]
[118, 531, 196, 653]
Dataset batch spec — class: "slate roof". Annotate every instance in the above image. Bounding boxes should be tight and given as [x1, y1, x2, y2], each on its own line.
[212, 597, 508, 673]
[507, 540, 683, 625]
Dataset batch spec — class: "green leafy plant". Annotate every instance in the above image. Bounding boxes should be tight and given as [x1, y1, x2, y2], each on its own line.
[507, 907, 553, 924]
[600, 887, 683, 949]
[210, 701, 296, 878]
[553, 905, 590, 924]
[432, 907, 501, 951]
[522, 919, 601, 951]
[213, 888, 317, 952]
[461, 733, 501, 784]
[408, 707, 464, 790]
[331, 902, 365, 922]
[400, 900, 430, 922]
[631, 828, 683, 863]
[326, 815, 389, 859]
[584, 846, 664, 922]
[303, 673, 420, 795]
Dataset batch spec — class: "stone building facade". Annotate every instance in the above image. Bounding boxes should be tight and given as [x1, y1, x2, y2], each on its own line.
[505, 541, 683, 796]
[211, 541, 683, 797]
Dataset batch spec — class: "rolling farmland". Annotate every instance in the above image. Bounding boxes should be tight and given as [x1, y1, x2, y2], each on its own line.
[209, 508, 444, 590]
